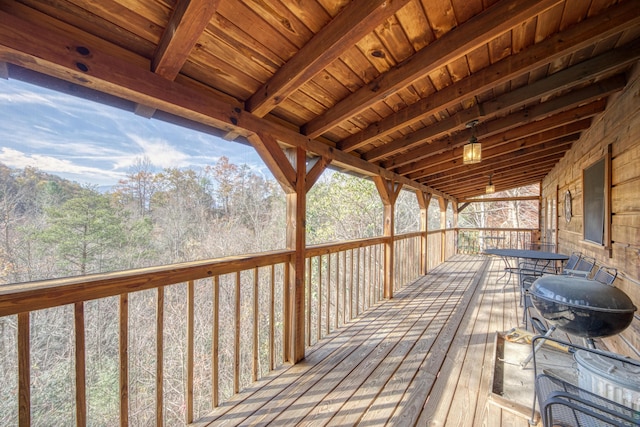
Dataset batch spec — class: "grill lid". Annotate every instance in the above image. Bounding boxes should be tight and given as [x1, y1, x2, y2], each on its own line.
[531, 276, 636, 313]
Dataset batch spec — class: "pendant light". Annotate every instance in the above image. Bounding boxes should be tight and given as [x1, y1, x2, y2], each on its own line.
[463, 120, 481, 164]
[486, 174, 495, 194]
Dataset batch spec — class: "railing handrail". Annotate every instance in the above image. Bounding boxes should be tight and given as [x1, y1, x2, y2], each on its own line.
[0, 249, 294, 317]
[305, 236, 388, 257]
[455, 227, 538, 232]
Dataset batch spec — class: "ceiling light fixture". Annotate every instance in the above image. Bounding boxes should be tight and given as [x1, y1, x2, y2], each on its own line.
[463, 120, 481, 164]
[486, 174, 495, 194]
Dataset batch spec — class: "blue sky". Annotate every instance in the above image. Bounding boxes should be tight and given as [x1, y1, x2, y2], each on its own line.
[0, 78, 267, 187]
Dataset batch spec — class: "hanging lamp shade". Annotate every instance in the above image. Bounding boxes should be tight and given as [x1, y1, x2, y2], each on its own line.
[463, 120, 481, 164]
[486, 174, 495, 194]
[463, 136, 481, 164]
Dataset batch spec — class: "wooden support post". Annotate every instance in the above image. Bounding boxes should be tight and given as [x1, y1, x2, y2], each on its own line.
[416, 190, 431, 275]
[248, 133, 330, 364]
[452, 202, 459, 255]
[438, 197, 448, 263]
[374, 177, 402, 299]
[286, 147, 306, 363]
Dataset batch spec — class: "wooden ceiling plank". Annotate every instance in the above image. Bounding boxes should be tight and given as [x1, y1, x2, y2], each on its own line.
[245, 0, 412, 117]
[302, 0, 563, 139]
[385, 75, 623, 170]
[433, 162, 560, 193]
[404, 120, 589, 179]
[438, 175, 547, 196]
[417, 138, 577, 183]
[418, 128, 591, 179]
[481, 40, 640, 116]
[459, 196, 540, 204]
[366, 40, 636, 163]
[337, 0, 640, 152]
[0, 10, 452, 201]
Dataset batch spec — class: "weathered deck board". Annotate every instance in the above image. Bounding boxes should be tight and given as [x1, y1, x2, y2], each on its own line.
[197, 255, 537, 427]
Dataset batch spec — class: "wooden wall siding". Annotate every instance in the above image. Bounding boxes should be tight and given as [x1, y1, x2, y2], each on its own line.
[541, 64, 640, 357]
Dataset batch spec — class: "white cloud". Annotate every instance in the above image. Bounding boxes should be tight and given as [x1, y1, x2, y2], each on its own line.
[0, 147, 126, 184]
[116, 134, 191, 170]
[0, 91, 57, 107]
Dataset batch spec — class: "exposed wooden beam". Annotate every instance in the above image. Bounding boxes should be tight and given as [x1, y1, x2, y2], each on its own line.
[388, 77, 619, 172]
[246, 133, 297, 193]
[302, 0, 563, 138]
[246, 0, 411, 117]
[0, 10, 453, 202]
[367, 45, 636, 163]
[135, 0, 220, 118]
[450, 173, 550, 199]
[152, 0, 219, 78]
[430, 158, 565, 193]
[460, 196, 540, 204]
[373, 176, 403, 206]
[337, 1, 640, 152]
[406, 120, 591, 180]
[425, 147, 571, 188]
[305, 157, 332, 193]
[413, 132, 580, 182]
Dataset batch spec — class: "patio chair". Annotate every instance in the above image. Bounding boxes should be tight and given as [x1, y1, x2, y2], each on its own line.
[593, 265, 618, 285]
[530, 336, 640, 427]
[563, 255, 596, 278]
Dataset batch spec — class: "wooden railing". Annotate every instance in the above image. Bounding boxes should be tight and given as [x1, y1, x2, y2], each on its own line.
[305, 237, 386, 347]
[0, 228, 524, 426]
[0, 231, 451, 426]
[0, 251, 293, 426]
[394, 232, 422, 292]
[456, 228, 537, 254]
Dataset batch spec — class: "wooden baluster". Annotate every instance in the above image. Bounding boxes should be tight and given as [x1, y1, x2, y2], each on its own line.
[18, 312, 30, 427]
[74, 302, 87, 427]
[316, 255, 322, 341]
[211, 276, 219, 408]
[119, 293, 128, 427]
[186, 280, 194, 423]
[253, 268, 259, 382]
[269, 266, 275, 371]
[156, 287, 164, 426]
[234, 272, 240, 394]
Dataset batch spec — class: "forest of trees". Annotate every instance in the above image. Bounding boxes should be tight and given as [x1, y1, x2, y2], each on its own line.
[0, 157, 537, 426]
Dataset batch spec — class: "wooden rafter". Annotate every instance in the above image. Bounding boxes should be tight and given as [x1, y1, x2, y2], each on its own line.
[367, 44, 637, 163]
[338, 1, 640, 153]
[135, 0, 220, 118]
[246, 0, 412, 117]
[302, 0, 563, 138]
[388, 79, 620, 173]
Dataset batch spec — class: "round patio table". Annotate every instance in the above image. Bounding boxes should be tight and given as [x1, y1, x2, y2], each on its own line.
[483, 248, 569, 284]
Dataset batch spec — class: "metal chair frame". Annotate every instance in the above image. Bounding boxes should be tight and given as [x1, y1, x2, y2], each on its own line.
[563, 255, 596, 278]
[593, 265, 618, 285]
[530, 335, 640, 426]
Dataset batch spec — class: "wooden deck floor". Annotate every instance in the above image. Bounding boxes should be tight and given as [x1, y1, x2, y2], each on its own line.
[195, 254, 537, 426]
